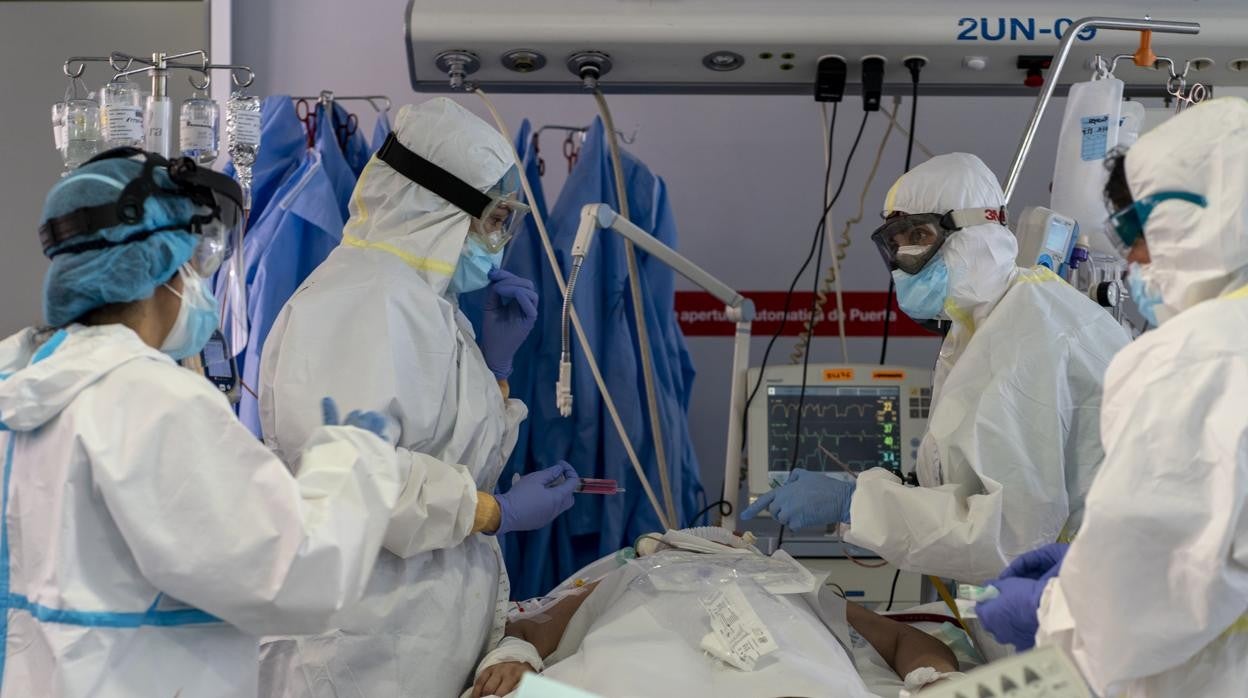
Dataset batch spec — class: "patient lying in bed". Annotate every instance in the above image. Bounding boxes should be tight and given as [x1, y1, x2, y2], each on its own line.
[469, 540, 959, 697]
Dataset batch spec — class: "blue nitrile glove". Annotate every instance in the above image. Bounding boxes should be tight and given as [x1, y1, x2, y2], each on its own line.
[321, 397, 395, 443]
[1000, 542, 1070, 581]
[481, 268, 539, 380]
[739, 468, 856, 529]
[976, 565, 1062, 650]
[493, 461, 579, 536]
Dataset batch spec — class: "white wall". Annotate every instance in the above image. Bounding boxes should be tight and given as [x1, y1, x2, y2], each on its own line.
[226, 0, 1088, 500]
[0, 2, 208, 335]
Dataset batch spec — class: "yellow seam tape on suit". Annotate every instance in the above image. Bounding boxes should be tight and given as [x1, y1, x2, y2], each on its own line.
[341, 234, 456, 276]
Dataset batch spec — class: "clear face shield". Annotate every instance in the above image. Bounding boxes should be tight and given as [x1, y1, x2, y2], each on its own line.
[151, 155, 249, 358]
[37, 148, 249, 358]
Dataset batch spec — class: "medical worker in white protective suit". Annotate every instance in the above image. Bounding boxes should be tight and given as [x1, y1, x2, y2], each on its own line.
[258, 97, 580, 697]
[0, 149, 402, 697]
[744, 153, 1131, 582]
[977, 97, 1248, 696]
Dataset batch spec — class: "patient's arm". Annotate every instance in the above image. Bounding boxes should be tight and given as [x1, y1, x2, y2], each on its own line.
[846, 602, 959, 680]
[505, 581, 600, 659]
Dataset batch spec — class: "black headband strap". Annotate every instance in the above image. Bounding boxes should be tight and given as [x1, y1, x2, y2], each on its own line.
[39, 203, 123, 254]
[375, 132, 492, 219]
[42, 222, 191, 258]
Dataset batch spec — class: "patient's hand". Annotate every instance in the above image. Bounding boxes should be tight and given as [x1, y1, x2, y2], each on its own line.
[472, 661, 534, 698]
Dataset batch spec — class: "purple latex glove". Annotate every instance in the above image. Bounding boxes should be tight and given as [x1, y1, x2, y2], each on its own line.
[1000, 542, 1070, 581]
[493, 461, 579, 536]
[976, 563, 1062, 650]
[481, 268, 539, 380]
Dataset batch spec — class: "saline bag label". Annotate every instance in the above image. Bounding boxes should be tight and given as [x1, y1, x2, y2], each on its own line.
[1080, 115, 1111, 161]
[105, 105, 144, 142]
[230, 111, 261, 147]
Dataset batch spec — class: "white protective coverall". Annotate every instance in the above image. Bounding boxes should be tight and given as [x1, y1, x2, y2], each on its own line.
[845, 153, 1131, 583]
[259, 97, 528, 697]
[1036, 98, 1248, 697]
[0, 324, 401, 698]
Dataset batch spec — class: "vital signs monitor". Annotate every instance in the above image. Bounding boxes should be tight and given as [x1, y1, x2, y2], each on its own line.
[746, 363, 933, 508]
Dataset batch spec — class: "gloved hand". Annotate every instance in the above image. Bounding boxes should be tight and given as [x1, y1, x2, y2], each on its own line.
[321, 397, 397, 444]
[494, 462, 579, 536]
[975, 572, 1056, 650]
[738, 468, 856, 529]
[1000, 542, 1069, 581]
[481, 268, 539, 380]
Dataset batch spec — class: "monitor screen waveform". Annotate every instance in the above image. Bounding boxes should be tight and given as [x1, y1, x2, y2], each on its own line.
[767, 385, 901, 476]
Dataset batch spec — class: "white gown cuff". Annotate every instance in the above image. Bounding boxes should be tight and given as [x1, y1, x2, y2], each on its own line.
[1036, 575, 1074, 641]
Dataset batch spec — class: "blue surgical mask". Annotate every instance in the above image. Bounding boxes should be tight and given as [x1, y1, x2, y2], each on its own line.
[1127, 262, 1163, 327]
[450, 236, 503, 295]
[160, 266, 220, 361]
[891, 254, 949, 320]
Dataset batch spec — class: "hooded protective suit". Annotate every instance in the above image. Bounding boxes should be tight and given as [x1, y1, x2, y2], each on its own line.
[258, 98, 528, 697]
[844, 154, 1130, 583]
[0, 324, 401, 698]
[1036, 98, 1248, 697]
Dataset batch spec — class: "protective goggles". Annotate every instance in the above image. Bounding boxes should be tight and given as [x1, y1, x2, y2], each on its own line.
[870, 207, 1008, 274]
[469, 196, 531, 254]
[376, 132, 529, 253]
[1107, 190, 1207, 258]
[38, 147, 244, 278]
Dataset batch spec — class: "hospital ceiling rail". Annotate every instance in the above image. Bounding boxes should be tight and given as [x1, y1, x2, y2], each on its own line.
[1002, 16, 1200, 205]
[404, 0, 1237, 95]
[560, 204, 756, 531]
[534, 124, 637, 145]
[291, 92, 393, 114]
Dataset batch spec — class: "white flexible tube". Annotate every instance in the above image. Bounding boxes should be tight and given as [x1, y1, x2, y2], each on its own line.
[880, 103, 936, 159]
[591, 88, 679, 529]
[820, 102, 851, 364]
[472, 87, 672, 531]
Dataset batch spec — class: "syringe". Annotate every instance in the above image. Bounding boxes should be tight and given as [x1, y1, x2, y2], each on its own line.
[577, 478, 625, 495]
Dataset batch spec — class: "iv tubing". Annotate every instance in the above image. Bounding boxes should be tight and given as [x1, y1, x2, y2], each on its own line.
[472, 87, 671, 530]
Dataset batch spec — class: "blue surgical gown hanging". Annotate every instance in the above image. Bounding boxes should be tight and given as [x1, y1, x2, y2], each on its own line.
[222, 96, 347, 437]
[371, 110, 393, 154]
[316, 102, 369, 220]
[481, 118, 703, 600]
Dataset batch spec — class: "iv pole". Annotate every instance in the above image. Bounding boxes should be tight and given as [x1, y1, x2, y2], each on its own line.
[1003, 16, 1199, 206]
[561, 204, 755, 530]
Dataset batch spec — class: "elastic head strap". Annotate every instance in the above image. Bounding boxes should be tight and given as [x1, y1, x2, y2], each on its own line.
[38, 203, 123, 254]
[375, 132, 492, 219]
[944, 206, 1008, 231]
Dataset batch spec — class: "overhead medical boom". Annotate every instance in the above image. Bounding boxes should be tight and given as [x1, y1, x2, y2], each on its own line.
[562, 204, 755, 530]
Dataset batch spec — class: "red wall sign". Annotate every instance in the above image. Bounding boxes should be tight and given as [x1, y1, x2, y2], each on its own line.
[675, 291, 935, 337]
